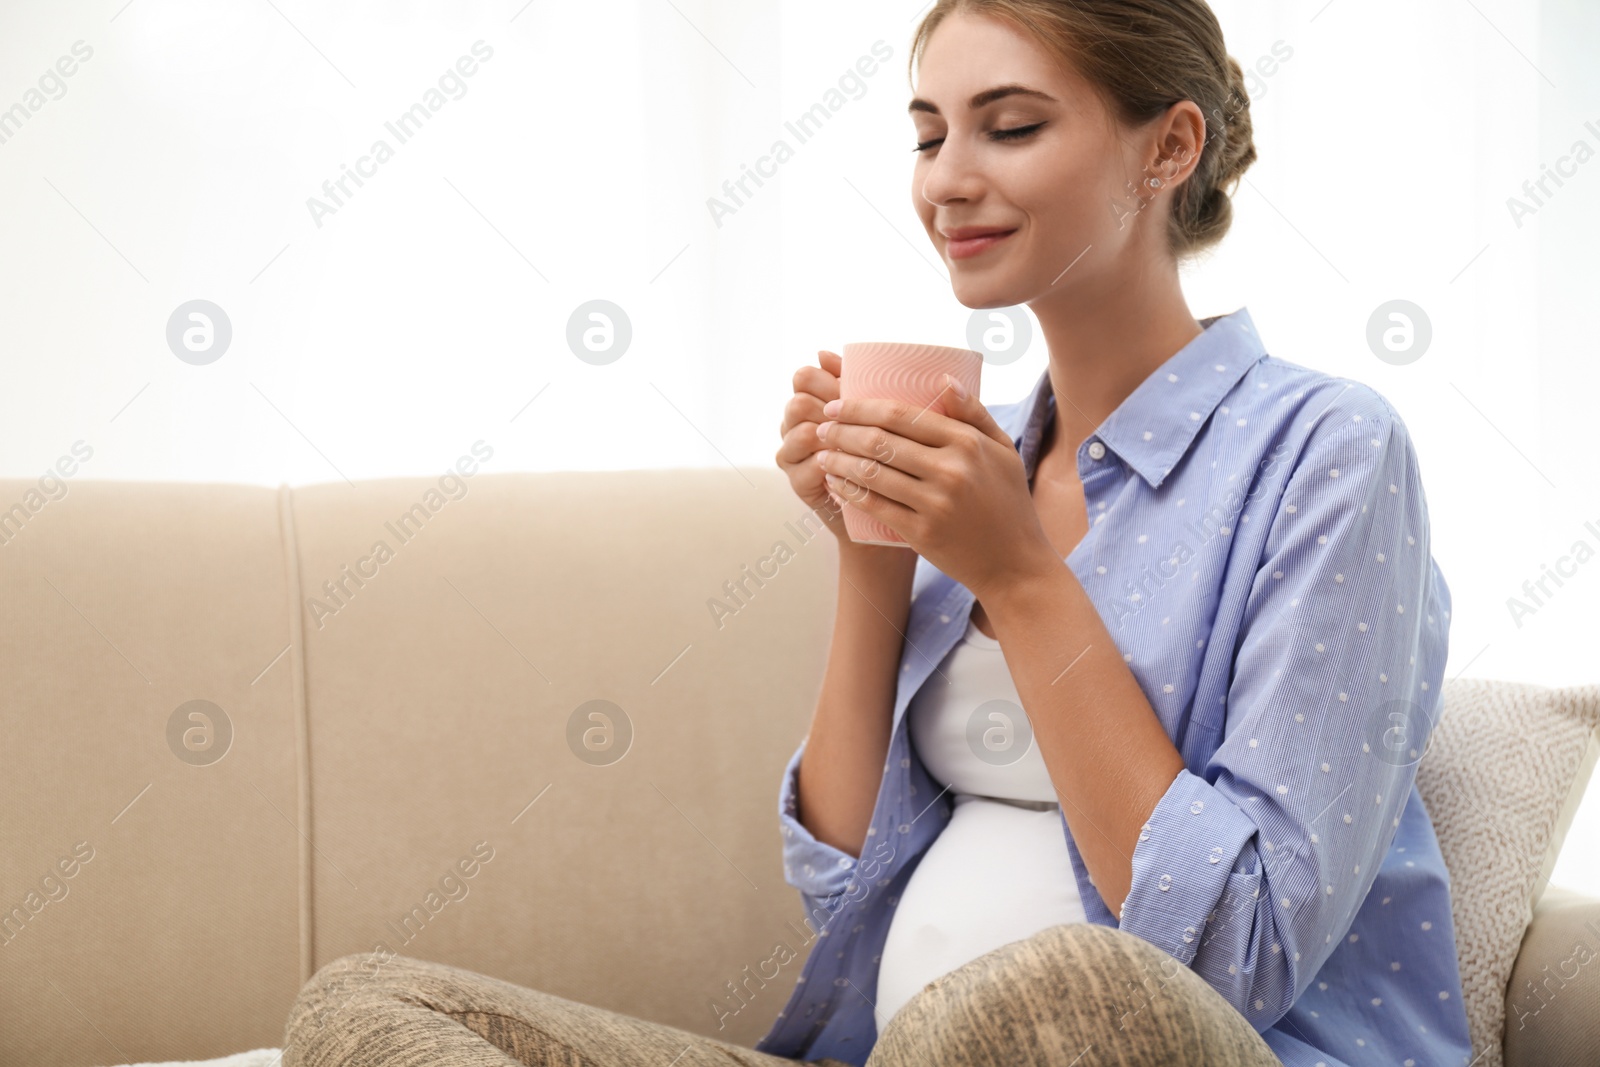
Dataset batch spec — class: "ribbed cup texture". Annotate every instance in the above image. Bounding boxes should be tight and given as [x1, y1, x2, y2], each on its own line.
[837, 342, 984, 546]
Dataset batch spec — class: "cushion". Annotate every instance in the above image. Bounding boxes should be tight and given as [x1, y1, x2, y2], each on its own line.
[1418, 678, 1600, 1066]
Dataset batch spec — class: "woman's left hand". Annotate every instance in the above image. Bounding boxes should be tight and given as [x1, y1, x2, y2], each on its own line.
[815, 375, 1059, 602]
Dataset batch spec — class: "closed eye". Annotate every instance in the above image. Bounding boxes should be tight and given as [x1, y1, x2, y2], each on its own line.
[912, 121, 1046, 154]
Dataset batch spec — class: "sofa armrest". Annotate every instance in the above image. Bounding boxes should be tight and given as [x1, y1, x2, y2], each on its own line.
[1503, 884, 1600, 1066]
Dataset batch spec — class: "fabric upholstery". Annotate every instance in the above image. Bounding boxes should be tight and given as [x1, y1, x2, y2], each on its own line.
[1501, 884, 1600, 1066]
[0, 482, 305, 1066]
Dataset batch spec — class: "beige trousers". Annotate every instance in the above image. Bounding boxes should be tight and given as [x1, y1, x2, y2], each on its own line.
[282, 921, 1283, 1066]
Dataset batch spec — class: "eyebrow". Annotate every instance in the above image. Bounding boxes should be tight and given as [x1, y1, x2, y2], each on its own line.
[907, 83, 1057, 115]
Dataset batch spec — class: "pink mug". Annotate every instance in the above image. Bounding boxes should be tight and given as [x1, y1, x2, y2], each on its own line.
[835, 341, 984, 547]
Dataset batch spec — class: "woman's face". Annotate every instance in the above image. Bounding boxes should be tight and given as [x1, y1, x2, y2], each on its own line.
[909, 11, 1162, 309]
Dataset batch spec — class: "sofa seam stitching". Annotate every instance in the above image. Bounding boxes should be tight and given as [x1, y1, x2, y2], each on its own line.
[279, 481, 315, 983]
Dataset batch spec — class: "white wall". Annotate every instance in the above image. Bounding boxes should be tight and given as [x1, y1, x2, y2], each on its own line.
[0, 0, 1594, 893]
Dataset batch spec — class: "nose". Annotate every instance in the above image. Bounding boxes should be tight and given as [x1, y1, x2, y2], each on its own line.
[916, 135, 984, 208]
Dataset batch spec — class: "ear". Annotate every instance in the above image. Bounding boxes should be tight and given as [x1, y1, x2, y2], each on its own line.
[940, 374, 1013, 448]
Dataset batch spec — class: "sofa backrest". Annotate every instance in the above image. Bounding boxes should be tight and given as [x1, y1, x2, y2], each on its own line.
[0, 470, 838, 1065]
[6, 470, 1588, 1067]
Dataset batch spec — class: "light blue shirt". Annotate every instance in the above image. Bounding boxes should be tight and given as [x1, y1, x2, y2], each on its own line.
[756, 308, 1473, 1067]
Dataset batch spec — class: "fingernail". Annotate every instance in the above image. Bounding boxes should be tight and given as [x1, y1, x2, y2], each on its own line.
[945, 373, 967, 399]
[817, 421, 832, 439]
[823, 399, 841, 416]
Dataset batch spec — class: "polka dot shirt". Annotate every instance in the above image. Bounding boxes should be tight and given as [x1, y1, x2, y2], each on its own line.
[757, 308, 1473, 1067]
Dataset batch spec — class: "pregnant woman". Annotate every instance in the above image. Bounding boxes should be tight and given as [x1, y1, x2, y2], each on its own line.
[282, 2, 1473, 1066]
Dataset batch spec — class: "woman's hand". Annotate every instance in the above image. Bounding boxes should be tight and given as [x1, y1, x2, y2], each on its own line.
[775, 350, 851, 541]
[815, 375, 1058, 600]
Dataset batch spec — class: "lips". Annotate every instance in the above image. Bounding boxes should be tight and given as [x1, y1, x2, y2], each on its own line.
[941, 226, 1018, 260]
[941, 226, 1016, 240]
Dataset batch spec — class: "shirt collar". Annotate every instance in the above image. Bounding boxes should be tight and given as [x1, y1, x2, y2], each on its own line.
[1007, 306, 1268, 491]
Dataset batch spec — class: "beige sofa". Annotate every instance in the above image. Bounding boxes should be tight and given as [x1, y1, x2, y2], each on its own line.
[0, 470, 1594, 1066]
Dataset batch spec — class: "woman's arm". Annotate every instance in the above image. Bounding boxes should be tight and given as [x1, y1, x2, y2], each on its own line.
[982, 558, 1188, 919]
[794, 539, 919, 858]
[988, 387, 1447, 1031]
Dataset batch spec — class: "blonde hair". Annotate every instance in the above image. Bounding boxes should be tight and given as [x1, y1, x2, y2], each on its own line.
[909, 0, 1257, 260]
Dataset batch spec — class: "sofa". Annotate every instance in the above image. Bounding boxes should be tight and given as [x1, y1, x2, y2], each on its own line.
[0, 469, 1595, 1066]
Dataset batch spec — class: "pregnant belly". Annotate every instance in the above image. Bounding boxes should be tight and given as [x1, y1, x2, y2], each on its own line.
[872, 792, 1089, 1030]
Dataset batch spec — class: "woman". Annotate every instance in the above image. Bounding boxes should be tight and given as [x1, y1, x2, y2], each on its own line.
[283, 2, 1474, 1065]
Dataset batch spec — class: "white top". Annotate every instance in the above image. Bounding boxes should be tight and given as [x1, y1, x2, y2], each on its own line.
[873, 615, 1088, 1030]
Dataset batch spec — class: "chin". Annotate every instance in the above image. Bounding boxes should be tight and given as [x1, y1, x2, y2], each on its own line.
[948, 275, 1028, 311]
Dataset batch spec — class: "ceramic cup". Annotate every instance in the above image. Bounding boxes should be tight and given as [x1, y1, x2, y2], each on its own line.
[834, 341, 984, 547]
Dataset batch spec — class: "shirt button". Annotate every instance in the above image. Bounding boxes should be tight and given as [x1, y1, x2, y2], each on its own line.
[1087, 440, 1106, 460]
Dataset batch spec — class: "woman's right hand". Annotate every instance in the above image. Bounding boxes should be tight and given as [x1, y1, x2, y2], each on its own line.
[775, 350, 852, 541]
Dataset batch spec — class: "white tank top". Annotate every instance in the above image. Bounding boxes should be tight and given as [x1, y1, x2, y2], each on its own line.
[873, 614, 1088, 1030]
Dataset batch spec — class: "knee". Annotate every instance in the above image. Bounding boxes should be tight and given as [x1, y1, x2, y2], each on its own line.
[1049, 923, 1194, 1023]
[991, 923, 1204, 1027]
[951, 922, 1177, 1003]
[299, 951, 400, 1005]
[1031, 921, 1187, 988]
[873, 923, 1191, 1065]
[283, 951, 421, 1065]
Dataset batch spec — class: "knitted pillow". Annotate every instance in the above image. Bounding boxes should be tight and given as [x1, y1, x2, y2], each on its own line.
[1416, 678, 1600, 1067]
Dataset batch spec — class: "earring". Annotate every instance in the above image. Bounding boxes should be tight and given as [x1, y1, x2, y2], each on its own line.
[1149, 177, 1163, 188]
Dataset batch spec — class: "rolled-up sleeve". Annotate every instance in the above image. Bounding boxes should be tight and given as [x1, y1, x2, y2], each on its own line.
[1116, 387, 1450, 1031]
[778, 734, 861, 921]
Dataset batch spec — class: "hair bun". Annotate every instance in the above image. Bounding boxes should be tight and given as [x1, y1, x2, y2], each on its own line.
[1214, 55, 1258, 186]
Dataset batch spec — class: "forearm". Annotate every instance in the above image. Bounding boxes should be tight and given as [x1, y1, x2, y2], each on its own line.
[982, 557, 1186, 919]
[795, 540, 917, 858]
